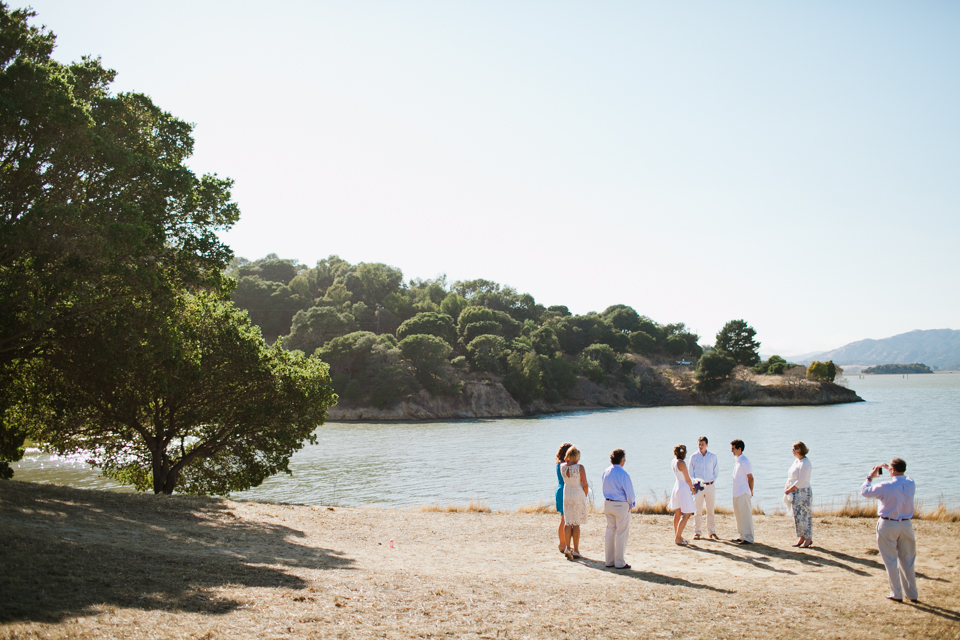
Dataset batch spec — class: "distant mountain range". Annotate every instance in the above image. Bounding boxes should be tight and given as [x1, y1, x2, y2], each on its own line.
[782, 329, 960, 371]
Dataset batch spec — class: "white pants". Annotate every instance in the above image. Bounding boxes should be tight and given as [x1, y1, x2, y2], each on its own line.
[733, 492, 754, 543]
[694, 483, 716, 536]
[876, 519, 918, 600]
[603, 500, 631, 568]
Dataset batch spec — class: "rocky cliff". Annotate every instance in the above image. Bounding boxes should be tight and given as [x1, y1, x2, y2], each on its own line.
[327, 370, 862, 421]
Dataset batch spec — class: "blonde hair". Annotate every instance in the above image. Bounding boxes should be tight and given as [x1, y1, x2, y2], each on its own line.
[793, 441, 809, 457]
[564, 446, 580, 463]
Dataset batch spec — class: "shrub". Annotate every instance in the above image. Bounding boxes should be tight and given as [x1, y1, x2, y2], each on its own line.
[466, 334, 508, 373]
[695, 350, 736, 391]
[806, 360, 837, 382]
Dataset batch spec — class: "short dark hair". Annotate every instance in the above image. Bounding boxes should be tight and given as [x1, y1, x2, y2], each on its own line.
[610, 448, 625, 465]
[891, 458, 907, 473]
[698, 436, 708, 444]
[731, 439, 745, 452]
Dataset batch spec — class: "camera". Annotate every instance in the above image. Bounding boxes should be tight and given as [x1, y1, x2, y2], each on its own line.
[878, 468, 883, 475]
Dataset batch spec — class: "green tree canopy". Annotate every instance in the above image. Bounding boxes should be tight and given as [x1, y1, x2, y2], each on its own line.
[466, 334, 508, 373]
[398, 334, 453, 391]
[315, 331, 379, 378]
[581, 343, 619, 373]
[16, 293, 335, 495]
[231, 276, 309, 341]
[715, 319, 761, 367]
[628, 330, 657, 355]
[284, 306, 359, 354]
[396, 312, 456, 345]
[666, 334, 689, 356]
[238, 258, 300, 285]
[754, 355, 788, 375]
[602, 305, 641, 333]
[440, 292, 468, 321]
[0, 5, 238, 476]
[695, 350, 736, 391]
[806, 360, 837, 382]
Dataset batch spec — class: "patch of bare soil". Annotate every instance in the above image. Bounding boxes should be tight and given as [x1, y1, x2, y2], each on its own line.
[2, 481, 958, 639]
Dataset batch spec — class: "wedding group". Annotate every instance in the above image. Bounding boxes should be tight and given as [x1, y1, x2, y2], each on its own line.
[554, 440, 919, 603]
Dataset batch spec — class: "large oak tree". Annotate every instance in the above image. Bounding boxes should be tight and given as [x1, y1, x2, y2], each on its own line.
[0, 4, 238, 475]
[17, 293, 336, 495]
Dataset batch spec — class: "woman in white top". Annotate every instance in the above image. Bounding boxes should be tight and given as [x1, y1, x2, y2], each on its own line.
[784, 441, 813, 548]
[560, 445, 589, 560]
[668, 444, 696, 546]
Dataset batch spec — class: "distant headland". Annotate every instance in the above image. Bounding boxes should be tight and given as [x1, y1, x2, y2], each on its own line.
[230, 254, 863, 420]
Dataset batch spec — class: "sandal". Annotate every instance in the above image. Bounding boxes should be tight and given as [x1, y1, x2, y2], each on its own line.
[572, 550, 582, 559]
[564, 548, 574, 560]
[675, 539, 689, 546]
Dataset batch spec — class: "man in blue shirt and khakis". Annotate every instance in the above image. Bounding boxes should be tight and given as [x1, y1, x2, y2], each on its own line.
[601, 449, 635, 570]
[861, 458, 918, 603]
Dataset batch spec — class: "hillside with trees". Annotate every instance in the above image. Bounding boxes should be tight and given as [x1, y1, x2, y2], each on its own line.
[228, 256, 861, 418]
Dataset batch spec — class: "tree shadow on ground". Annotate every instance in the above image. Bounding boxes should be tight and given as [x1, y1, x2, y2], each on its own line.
[0, 481, 353, 624]
[574, 557, 734, 593]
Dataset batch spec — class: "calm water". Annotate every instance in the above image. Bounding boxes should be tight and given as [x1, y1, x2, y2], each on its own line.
[12, 373, 960, 511]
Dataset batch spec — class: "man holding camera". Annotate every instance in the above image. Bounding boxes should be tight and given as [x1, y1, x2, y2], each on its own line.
[861, 458, 918, 603]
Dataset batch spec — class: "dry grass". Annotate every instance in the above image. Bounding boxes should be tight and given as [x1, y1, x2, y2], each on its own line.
[919, 501, 960, 522]
[426, 496, 959, 522]
[3, 481, 960, 640]
[514, 501, 555, 514]
[810, 495, 960, 522]
[418, 498, 492, 513]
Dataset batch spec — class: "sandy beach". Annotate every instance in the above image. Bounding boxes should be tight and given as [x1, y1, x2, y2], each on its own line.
[2, 481, 958, 639]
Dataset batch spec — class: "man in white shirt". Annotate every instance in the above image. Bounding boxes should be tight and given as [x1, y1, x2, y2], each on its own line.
[688, 436, 719, 540]
[861, 458, 918, 602]
[730, 439, 754, 544]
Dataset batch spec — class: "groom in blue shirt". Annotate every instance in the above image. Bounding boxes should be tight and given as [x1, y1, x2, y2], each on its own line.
[601, 449, 636, 569]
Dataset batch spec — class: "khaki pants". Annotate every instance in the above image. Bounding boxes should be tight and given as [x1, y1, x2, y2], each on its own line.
[733, 492, 754, 543]
[876, 519, 917, 600]
[694, 483, 716, 536]
[603, 500, 631, 568]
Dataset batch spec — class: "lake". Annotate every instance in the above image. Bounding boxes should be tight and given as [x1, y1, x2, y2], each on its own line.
[11, 373, 960, 511]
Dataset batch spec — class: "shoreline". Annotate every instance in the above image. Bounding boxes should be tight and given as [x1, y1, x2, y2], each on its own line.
[328, 378, 863, 422]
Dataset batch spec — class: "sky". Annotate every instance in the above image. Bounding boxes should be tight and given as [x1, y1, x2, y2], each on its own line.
[20, 1, 960, 356]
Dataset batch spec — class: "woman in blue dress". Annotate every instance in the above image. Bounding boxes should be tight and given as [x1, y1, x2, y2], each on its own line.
[556, 442, 573, 553]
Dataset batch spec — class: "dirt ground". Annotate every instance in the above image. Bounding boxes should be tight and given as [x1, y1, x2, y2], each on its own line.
[2, 481, 958, 639]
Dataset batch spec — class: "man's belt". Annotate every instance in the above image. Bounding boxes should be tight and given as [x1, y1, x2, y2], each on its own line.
[605, 498, 626, 502]
[880, 516, 912, 521]
[703, 481, 715, 485]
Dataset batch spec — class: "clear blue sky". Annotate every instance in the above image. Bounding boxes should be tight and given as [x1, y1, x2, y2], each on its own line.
[21, 1, 960, 355]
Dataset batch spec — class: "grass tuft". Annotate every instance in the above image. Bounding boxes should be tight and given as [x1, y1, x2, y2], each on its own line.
[418, 499, 491, 513]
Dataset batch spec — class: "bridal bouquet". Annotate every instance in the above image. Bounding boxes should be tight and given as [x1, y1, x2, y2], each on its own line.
[692, 478, 705, 494]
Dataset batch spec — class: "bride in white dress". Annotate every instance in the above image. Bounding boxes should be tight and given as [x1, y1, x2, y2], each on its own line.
[560, 445, 589, 560]
[668, 444, 696, 546]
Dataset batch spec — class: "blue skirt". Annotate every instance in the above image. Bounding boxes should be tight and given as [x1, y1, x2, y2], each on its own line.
[555, 463, 564, 513]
